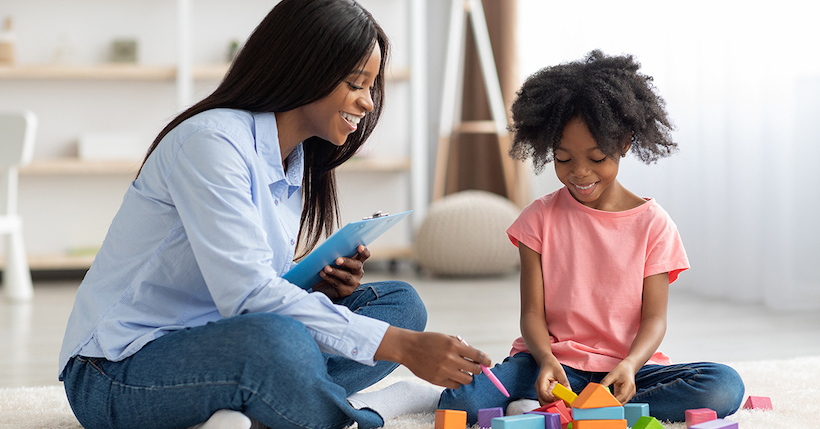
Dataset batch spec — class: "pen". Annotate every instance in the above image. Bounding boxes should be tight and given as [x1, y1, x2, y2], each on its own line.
[457, 335, 510, 397]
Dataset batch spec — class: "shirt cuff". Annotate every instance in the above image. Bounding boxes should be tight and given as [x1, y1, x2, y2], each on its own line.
[314, 313, 389, 366]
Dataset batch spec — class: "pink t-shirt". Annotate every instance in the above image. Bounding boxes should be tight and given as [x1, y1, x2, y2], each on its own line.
[506, 187, 689, 372]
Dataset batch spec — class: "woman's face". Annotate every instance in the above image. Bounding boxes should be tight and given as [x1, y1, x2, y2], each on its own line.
[301, 44, 382, 146]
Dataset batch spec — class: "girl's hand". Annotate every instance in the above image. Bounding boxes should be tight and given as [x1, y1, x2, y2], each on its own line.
[600, 360, 638, 404]
[535, 357, 571, 405]
[312, 245, 370, 301]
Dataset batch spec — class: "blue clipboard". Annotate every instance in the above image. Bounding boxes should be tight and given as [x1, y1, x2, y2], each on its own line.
[283, 210, 412, 290]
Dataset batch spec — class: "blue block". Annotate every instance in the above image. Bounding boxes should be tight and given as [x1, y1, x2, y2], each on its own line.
[624, 403, 649, 427]
[491, 414, 545, 429]
[571, 405, 624, 421]
[524, 411, 561, 429]
[478, 407, 504, 428]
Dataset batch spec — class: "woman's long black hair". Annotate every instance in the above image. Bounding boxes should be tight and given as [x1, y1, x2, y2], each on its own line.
[139, 0, 390, 258]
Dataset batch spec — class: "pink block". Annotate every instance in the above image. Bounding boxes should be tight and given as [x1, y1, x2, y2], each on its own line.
[685, 408, 717, 427]
[743, 395, 773, 410]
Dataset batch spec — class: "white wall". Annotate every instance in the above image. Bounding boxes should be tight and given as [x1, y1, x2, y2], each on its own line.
[1, 0, 414, 258]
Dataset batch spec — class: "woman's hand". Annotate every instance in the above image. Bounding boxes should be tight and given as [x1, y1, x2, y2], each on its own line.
[600, 359, 639, 404]
[535, 356, 571, 405]
[375, 327, 492, 390]
[312, 245, 370, 301]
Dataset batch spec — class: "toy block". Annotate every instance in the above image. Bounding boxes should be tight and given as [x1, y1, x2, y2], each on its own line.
[552, 383, 578, 406]
[572, 383, 621, 409]
[534, 400, 571, 424]
[478, 407, 504, 428]
[491, 414, 545, 429]
[689, 419, 738, 429]
[685, 408, 717, 427]
[742, 395, 773, 410]
[524, 411, 561, 429]
[631, 416, 663, 429]
[572, 420, 627, 429]
[623, 403, 649, 427]
[435, 409, 467, 429]
[571, 406, 624, 421]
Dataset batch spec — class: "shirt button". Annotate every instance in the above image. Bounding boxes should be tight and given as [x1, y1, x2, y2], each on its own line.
[290, 239, 295, 245]
[352, 348, 358, 356]
[275, 200, 279, 205]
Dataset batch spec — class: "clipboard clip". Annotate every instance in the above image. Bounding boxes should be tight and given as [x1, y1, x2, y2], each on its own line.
[363, 210, 389, 220]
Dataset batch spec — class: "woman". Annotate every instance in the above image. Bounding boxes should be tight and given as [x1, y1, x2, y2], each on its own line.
[59, 1, 490, 428]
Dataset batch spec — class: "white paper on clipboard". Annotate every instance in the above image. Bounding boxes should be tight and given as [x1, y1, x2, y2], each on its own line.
[283, 210, 412, 290]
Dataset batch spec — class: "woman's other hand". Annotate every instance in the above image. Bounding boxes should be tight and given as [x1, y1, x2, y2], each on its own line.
[375, 327, 492, 390]
[312, 245, 370, 301]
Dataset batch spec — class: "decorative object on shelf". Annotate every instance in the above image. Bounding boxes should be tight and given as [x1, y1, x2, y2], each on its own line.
[0, 16, 16, 66]
[51, 33, 77, 65]
[110, 38, 138, 63]
[77, 132, 145, 161]
[227, 39, 240, 63]
[415, 190, 520, 277]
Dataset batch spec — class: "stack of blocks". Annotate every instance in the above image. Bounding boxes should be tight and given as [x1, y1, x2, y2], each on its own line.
[443, 389, 770, 429]
[564, 382, 627, 428]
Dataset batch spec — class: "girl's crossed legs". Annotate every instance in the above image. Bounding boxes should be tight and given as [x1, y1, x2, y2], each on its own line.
[439, 352, 744, 424]
[63, 281, 426, 429]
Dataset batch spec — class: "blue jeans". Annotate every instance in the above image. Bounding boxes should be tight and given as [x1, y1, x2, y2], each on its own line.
[439, 352, 745, 424]
[62, 281, 426, 429]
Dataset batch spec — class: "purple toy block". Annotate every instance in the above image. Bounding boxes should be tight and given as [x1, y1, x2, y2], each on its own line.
[689, 419, 738, 429]
[524, 411, 561, 429]
[478, 407, 504, 428]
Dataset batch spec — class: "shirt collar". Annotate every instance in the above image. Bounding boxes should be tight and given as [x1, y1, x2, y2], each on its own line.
[253, 112, 303, 197]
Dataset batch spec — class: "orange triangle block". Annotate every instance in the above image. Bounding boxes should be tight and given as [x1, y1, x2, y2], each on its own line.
[573, 383, 621, 409]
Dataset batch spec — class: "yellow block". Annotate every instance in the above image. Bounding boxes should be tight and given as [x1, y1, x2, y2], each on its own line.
[552, 383, 578, 406]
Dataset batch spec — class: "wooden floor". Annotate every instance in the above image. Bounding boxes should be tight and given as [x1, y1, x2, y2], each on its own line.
[2, 268, 820, 388]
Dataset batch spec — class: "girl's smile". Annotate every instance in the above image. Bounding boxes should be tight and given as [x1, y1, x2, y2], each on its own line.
[554, 116, 639, 211]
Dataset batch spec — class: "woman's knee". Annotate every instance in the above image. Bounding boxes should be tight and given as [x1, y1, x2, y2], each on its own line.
[361, 281, 427, 332]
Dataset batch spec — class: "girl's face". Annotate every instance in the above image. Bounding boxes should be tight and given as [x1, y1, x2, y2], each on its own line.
[554, 116, 628, 210]
[300, 44, 382, 146]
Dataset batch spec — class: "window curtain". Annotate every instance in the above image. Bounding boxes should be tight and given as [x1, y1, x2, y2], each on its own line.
[518, 0, 820, 309]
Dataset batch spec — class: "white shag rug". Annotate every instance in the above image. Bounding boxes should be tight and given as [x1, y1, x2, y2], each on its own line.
[1, 355, 817, 429]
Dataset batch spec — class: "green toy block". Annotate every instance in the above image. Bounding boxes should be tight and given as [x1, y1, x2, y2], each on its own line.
[631, 416, 663, 429]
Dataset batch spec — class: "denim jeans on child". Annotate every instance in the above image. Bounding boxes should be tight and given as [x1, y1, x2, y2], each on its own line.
[439, 352, 745, 424]
[62, 281, 426, 429]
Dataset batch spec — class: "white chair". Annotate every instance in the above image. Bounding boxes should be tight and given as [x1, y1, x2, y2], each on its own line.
[0, 111, 36, 302]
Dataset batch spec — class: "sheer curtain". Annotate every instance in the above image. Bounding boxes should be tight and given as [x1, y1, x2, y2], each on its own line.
[517, 0, 820, 309]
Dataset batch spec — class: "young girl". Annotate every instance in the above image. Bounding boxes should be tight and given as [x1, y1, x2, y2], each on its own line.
[59, 1, 489, 429]
[438, 50, 744, 424]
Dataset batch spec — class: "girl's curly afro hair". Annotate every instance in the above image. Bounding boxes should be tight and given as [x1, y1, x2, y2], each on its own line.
[508, 50, 677, 173]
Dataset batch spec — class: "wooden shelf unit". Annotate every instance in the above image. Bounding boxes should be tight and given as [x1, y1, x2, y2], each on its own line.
[19, 156, 410, 176]
[0, 64, 409, 82]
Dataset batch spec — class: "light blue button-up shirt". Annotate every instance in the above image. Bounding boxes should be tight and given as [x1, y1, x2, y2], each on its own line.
[59, 109, 389, 379]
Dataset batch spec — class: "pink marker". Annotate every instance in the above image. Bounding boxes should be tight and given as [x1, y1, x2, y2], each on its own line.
[457, 335, 510, 397]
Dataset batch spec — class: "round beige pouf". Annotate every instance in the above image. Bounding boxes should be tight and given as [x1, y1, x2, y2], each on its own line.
[415, 190, 521, 276]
